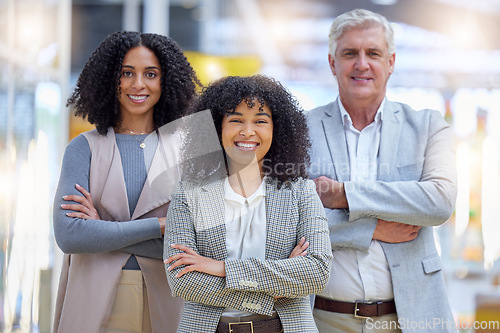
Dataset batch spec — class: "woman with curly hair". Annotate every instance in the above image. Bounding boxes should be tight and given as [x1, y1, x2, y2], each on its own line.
[164, 75, 332, 333]
[52, 31, 200, 333]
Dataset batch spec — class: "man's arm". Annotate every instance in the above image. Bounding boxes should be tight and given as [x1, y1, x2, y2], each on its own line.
[313, 111, 456, 246]
[314, 177, 422, 244]
[345, 115, 456, 226]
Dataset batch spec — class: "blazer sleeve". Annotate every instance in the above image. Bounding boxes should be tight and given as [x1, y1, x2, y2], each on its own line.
[326, 209, 377, 252]
[345, 110, 457, 227]
[224, 179, 332, 298]
[164, 181, 276, 316]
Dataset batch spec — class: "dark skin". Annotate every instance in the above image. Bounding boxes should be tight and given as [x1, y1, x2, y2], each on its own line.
[165, 103, 310, 278]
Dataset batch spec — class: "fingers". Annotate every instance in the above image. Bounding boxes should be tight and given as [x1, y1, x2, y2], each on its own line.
[61, 203, 87, 212]
[170, 243, 197, 255]
[175, 265, 195, 278]
[62, 194, 89, 205]
[289, 237, 310, 258]
[75, 184, 93, 201]
[64, 211, 91, 219]
[164, 244, 198, 266]
[61, 202, 92, 219]
[62, 185, 101, 220]
[165, 253, 194, 270]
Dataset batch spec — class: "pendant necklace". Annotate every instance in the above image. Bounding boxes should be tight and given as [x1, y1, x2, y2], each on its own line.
[120, 128, 153, 149]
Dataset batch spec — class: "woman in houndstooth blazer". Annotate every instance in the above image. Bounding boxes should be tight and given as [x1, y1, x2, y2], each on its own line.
[164, 75, 332, 333]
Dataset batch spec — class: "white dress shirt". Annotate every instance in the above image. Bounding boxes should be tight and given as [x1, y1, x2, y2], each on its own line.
[318, 98, 394, 302]
[223, 177, 267, 316]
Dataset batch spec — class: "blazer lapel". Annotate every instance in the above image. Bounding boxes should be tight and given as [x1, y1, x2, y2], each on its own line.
[264, 180, 291, 260]
[98, 129, 131, 221]
[132, 130, 182, 220]
[321, 100, 351, 182]
[378, 102, 402, 182]
[199, 179, 227, 261]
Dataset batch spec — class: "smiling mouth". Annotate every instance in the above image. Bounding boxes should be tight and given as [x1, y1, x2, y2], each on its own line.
[128, 95, 148, 101]
[235, 142, 259, 150]
[352, 77, 371, 82]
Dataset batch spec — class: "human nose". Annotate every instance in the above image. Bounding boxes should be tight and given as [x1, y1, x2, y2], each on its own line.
[354, 54, 369, 70]
[132, 75, 145, 88]
[239, 123, 255, 137]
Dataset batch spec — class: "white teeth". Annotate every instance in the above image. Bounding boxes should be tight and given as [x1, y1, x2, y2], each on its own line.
[353, 77, 369, 81]
[129, 95, 147, 101]
[236, 142, 257, 148]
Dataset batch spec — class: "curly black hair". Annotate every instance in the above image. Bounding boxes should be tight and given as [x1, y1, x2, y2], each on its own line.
[67, 31, 201, 135]
[188, 75, 310, 186]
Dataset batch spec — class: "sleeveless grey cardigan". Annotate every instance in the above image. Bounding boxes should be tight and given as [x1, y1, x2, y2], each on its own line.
[53, 127, 184, 333]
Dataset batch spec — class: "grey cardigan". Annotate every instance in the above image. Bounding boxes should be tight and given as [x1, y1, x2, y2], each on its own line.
[53, 127, 184, 333]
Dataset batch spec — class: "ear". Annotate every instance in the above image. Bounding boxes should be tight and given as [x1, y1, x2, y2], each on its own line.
[388, 52, 395, 75]
[328, 54, 336, 76]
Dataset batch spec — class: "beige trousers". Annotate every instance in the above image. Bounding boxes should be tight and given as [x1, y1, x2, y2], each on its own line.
[106, 270, 152, 333]
[314, 308, 402, 333]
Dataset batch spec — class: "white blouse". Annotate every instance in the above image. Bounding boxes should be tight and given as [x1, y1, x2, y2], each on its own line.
[223, 177, 267, 317]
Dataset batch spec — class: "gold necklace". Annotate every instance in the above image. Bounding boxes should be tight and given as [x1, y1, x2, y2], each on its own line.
[120, 128, 153, 149]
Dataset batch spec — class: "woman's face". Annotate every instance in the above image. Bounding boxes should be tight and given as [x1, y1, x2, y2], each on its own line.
[221, 100, 273, 171]
[118, 46, 162, 122]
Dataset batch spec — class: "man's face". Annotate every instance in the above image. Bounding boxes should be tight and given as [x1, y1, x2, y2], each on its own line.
[329, 26, 395, 107]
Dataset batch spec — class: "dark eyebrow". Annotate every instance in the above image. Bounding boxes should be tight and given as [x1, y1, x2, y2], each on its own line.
[255, 112, 271, 118]
[121, 65, 160, 70]
[226, 111, 271, 118]
[226, 112, 243, 116]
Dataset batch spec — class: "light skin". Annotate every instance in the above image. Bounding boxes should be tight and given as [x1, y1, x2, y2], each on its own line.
[61, 45, 166, 234]
[165, 101, 309, 278]
[314, 25, 421, 243]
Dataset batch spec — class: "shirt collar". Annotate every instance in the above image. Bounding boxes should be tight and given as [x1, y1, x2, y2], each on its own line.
[338, 97, 385, 128]
[224, 176, 267, 205]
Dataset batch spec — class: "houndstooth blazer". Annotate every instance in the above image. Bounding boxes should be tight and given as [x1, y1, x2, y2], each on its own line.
[164, 177, 332, 333]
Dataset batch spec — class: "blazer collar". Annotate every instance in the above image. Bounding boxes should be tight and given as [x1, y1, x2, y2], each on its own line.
[97, 128, 181, 221]
[378, 101, 402, 181]
[97, 128, 130, 221]
[321, 98, 402, 182]
[199, 178, 227, 260]
[321, 99, 350, 182]
[264, 180, 292, 260]
[198, 177, 292, 261]
[132, 129, 182, 219]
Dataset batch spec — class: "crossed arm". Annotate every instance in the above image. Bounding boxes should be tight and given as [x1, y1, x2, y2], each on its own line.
[312, 117, 457, 247]
[163, 180, 331, 315]
[53, 135, 165, 258]
[312, 176, 422, 243]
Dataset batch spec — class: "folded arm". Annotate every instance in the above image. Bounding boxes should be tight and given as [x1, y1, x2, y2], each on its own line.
[53, 135, 162, 255]
[164, 180, 331, 313]
[315, 112, 456, 250]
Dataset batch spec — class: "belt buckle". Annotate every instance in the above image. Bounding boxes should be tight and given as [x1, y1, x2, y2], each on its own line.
[229, 321, 254, 333]
[354, 300, 371, 319]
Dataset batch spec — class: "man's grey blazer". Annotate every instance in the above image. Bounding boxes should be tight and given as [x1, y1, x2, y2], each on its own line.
[307, 98, 458, 333]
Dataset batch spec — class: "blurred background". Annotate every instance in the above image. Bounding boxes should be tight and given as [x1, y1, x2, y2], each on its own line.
[1, 0, 500, 331]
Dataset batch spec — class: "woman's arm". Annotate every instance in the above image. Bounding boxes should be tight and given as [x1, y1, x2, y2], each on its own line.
[53, 135, 162, 254]
[164, 182, 276, 316]
[223, 179, 332, 298]
[165, 179, 331, 311]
